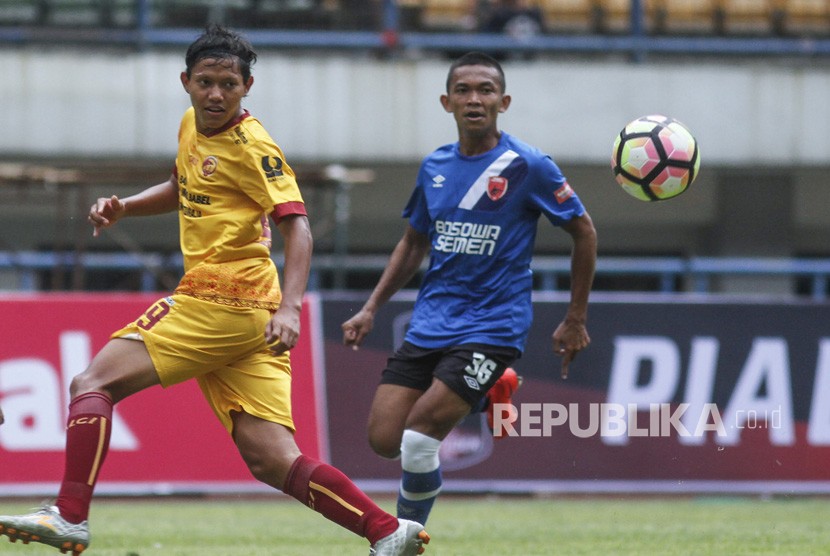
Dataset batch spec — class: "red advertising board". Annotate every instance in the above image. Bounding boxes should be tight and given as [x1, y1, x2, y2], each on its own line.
[0, 293, 327, 495]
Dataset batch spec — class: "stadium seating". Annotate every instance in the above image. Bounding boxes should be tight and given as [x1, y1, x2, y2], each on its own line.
[652, 0, 719, 35]
[536, 0, 722, 36]
[536, 0, 599, 33]
[594, 0, 645, 34]
[774, 0, 830, 36]
[0, 0, 337, 29]
[0, 0, 827, 38]
[0, 0, 140, 27]
[419, 0, 476, 31]
[715, 0, 777, 35]
[0, 1, 38, 25]
[161, 0, 255, 28]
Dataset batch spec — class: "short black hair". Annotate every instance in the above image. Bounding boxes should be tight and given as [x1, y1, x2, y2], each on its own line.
[185, 23, 257, 82]
[446, 51, 506, 93]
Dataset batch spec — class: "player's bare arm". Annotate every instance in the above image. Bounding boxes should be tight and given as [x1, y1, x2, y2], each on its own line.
[266, 214, 312, 354]
[342, 224, 430, 349]
[553, 212, 597, 378]
[88, 175, 179, 236]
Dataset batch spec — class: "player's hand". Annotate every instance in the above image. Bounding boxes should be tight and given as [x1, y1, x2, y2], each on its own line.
[265, 306, 301, 355]
[552, 319, 590, 380]
[341, 309, 375, 351]
[89, 195, 126, 237]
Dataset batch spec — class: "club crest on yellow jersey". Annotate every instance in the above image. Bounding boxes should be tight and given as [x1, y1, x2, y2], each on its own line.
[202, 156, 218, 177]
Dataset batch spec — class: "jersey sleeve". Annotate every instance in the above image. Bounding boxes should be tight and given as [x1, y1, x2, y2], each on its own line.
[402, 165, 431, 234]
[528, 156, 586, 225]
[238, 139, 306, 223]
[173, 108, 192, 184]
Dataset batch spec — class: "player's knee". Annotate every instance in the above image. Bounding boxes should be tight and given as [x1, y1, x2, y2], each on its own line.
[244, 451, 294, 488]
[400, 429, 441, 470]
[367, 419, 404, 458]
[68, 371, 101, 399]
[247, 459, 274, 485]
[368, 433, 401, 460]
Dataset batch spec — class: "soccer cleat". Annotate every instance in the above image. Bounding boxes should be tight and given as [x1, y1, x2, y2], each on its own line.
[0, 506, 89, 555]
[369, 518, 430, 556]
[486, 367, 522, 438]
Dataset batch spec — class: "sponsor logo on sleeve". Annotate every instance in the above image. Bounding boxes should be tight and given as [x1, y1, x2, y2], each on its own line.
[261, 155, 284, 179]
[554, 181, 574, 204]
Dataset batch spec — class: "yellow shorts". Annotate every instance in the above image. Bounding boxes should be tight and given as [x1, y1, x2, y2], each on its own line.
[111, 294, 294, 434]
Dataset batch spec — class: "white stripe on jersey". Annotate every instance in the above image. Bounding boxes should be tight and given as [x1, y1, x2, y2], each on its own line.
[457, 149, 520, 210]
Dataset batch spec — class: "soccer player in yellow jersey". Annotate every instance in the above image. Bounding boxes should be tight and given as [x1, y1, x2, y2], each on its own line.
[0, 24, 428, 556]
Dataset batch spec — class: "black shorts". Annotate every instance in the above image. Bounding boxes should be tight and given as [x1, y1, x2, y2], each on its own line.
[380, 341, 520, 407]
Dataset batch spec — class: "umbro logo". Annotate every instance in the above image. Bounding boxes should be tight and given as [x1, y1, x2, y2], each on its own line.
[464, 375, 481, 391]
[432, 175, 446, 188]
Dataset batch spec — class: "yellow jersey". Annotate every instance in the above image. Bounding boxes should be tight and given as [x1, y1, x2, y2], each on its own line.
[172, 107, 306, 310]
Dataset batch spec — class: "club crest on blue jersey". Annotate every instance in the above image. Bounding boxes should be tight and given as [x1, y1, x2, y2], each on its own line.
[487, 176, 508, 201]
[464, 158, 527, 212]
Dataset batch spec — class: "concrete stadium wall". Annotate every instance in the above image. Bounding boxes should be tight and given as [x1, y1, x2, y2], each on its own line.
[3, 48, 829, 165]
[2, 48, 830, 267]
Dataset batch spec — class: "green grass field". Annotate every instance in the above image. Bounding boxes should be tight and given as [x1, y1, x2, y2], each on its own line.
[1, 495, 829, 555]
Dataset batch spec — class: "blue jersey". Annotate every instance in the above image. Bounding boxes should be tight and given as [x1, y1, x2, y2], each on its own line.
[402, 132, 586, 352]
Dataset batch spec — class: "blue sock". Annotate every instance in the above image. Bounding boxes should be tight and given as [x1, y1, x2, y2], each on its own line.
[397, 429, 442, 525]
[397, 467, 442, 524]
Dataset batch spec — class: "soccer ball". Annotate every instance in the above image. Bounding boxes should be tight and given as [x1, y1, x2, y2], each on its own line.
[611, 115, 701, 202]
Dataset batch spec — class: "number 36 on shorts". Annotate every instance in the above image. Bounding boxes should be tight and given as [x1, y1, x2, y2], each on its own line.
[465, 352, 497, 386]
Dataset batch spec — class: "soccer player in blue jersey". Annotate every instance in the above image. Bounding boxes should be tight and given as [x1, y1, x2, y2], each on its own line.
[342, 51, 597, 526]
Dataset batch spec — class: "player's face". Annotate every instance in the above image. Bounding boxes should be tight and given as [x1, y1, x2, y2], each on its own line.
[181, 57, 253, 135]
[441, 65, 510, 137]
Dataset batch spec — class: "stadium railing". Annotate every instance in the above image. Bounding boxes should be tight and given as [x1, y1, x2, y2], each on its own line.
[2, 250, 830, 299]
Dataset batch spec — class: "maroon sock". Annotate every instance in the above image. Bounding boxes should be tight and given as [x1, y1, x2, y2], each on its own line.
[283, 454, 399, 544]
[55, 392, 113, 523]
